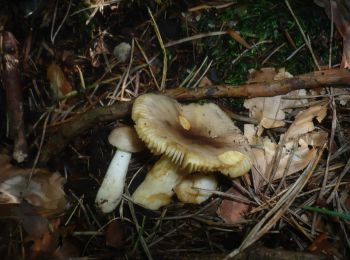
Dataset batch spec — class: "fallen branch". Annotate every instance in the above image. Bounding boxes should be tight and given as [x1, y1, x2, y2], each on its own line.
[1, 32, 28, 163]
[38, 102, 132, 163]
[166, 68, 350, 100]
[39, 68, 350, 163]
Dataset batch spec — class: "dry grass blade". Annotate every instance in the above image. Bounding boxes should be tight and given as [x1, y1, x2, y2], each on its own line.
[147, 7, 166, 90]
[327, 156, 350, 203]
[224, 143, 326, 259]
[285, 0, 321, 70]
[164, 31, 228, 48]
[125, 189, 153, 260]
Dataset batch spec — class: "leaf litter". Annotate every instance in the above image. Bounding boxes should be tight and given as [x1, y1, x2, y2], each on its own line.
[1, 1, 350, 259]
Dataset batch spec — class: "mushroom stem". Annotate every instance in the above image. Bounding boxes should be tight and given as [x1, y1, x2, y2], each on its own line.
[132, 156, 187, 210]
[95, 149, 131, 213]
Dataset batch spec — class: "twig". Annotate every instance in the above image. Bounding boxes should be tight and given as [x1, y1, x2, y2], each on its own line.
[38, 101, 132, 163]
[148, 7, 166, 90]
[51, 0, 72, 43]
[165, 31, 228, 48]
[329, 1, 334, 68]
[319, 89, 337, 199]
[232, 40, 272, 65]
[285, 0, 321, 70]
[327, 156, 350, 203]
[285, 43, 305, 61]
[262, 43, 286, 65]
[135, 39, 160, 89]
[165, 68, 350, 100]
[38, 68, 350, 163]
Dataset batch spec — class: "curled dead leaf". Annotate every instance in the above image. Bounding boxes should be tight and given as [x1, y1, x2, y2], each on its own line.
[245, 124, 328, 188]
[244, 68, 307, 134]
[47, 63, 73, 100]
[284, 104, 328, 140]
[0, 154, 66, 216]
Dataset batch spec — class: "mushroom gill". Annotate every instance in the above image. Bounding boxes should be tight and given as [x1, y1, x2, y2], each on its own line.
[132, 94, 252, 177]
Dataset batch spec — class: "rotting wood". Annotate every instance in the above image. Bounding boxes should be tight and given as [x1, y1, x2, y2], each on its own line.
[38, 68, 350, 163]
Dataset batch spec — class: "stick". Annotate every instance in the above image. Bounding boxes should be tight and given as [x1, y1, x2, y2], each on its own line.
[165, 68, 350, 100]
[38, 68, 350, 163]
[38, 101, 132, 163]
[1, 32, 28, 163]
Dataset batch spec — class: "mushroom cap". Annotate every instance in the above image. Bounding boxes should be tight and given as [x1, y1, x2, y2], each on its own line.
[108, 126, 145, 153]
[175, 174, 218, 204]
[132, 94, 251, 177]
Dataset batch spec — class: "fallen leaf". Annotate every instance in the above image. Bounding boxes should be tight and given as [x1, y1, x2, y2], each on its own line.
[26, 218, 61, 259]
[244, 68, 307, 134]
[0, 154, 66, 216]
[47, 63, 73, 100]
[105, 219, 124, 249]
[284, 104, 328, 140]
[217, 187, 250, 224]
[52, 236, 82, 259]
[245, 124, 328, 188]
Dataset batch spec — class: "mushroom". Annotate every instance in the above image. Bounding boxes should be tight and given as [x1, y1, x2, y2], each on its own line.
[174, 174, 218, 204]
[132, 94, 252, 176]
[131, 94, 252, 209]
[95, 126, 144, 213]
[132, 156, 187, 210]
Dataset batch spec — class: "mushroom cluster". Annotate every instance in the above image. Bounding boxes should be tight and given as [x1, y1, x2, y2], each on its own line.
[131, 94, 252, 210]
[95, 94, 252, 213]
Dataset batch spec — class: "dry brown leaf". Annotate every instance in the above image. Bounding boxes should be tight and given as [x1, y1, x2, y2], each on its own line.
[245, 124, 328, 188]
[27, 218, 61, 259]
[52, 236, 82, 260]
[284, 104, 328, 140]
[216, 187, 250, 224]
[105, 219, 124, 249]
[47, 63, 73, 100]
[244, 68, 307, 134]
[246, 67, 278, 83]
[0, 154, 66, 216]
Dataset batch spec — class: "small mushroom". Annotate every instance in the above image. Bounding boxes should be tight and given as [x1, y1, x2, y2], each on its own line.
[131, 94, 252, 209]
[132, 156, 187, 210]
[95, 126, 144, 213]
[175, 174, 218, 204]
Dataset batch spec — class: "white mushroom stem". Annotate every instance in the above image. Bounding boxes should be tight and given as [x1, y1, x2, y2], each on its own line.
[95, 149, 131, 213]
[132, 156, 187, 210]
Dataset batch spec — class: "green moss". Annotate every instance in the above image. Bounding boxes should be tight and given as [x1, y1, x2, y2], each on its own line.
[197, 0, 339, 87]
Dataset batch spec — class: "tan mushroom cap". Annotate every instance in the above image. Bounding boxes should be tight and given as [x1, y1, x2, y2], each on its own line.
[108, 126, 145, 153]
[132, 94, 252, 178]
